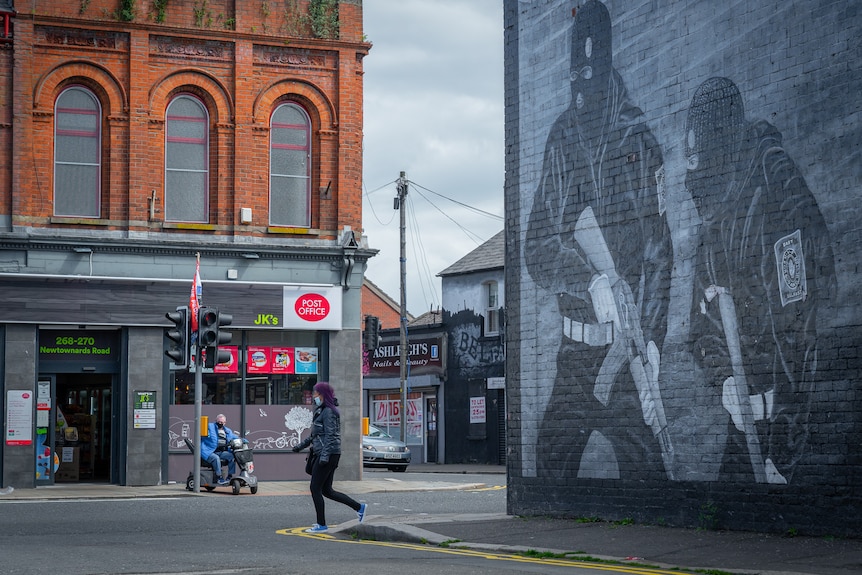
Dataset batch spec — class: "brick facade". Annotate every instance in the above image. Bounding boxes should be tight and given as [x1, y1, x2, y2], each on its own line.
[361, 279, 403, 331]
[505, 0, 861, 537]
[0, 1, 373, 488]
[1, 0, 367, 239]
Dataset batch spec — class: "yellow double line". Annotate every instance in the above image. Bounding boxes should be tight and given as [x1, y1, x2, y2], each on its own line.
[466, 485, 506, 492]
[277, 527, 693, 574]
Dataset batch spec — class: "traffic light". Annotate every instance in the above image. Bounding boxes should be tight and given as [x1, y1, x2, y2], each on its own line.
[364, 315, 381, 350]
[199, 306, 233, 368]
[165, 306, 190, 368]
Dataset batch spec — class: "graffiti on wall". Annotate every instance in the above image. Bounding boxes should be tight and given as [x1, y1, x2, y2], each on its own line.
[520, 0, 835, 484]
[448, 309, 505, 380]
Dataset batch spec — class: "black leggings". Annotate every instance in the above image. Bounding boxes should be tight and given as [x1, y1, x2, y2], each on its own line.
[309, 453, 360, 525]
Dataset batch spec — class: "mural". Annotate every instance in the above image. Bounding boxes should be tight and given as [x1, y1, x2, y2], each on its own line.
[685, 77, 835, 484]
[166, 405, 314, 452]
[517, 0, 846, 488]
[524, 0, 672, 480]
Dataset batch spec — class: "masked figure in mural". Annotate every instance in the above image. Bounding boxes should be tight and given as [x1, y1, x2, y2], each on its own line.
[686, 77, 835, 485]
[525, 0, 673, 480]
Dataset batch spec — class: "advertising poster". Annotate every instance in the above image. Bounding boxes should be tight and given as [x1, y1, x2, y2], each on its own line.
[294, 347, 318, 374]
[213, 345, 239, 374]
[271, 347, 295, 374]
[133, 391, 157, 429]
[6, 390, 33, 445]
[246, 346, 270, 374]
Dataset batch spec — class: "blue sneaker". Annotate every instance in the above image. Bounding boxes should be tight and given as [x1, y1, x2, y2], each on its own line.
[357, 503, 367, 523]
[305, 523, 328, 533]
[217, 477, 229, 485]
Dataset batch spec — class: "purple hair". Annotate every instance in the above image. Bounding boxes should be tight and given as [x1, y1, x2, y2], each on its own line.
[313, 381, 339, 415]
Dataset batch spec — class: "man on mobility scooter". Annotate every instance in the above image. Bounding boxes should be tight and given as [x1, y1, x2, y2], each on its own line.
[186, 413, 258, 494]
[202, 413, 238, 485]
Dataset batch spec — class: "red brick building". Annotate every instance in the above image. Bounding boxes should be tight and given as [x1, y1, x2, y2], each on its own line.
[0, 0, 374, 488]
[361, 278, 408, 331]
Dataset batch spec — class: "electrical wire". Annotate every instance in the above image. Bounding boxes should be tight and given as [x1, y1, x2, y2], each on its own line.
[362, 179, 398, 226]
[362, 174, 500, 313]
[409, 183, 487, 245]
[410, 180, 504, 221]
[406, 195, 441, 311]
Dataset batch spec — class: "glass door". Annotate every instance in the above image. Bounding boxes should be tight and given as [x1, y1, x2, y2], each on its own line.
[54, 374, 113, 482]
[35, 377, 56, 485]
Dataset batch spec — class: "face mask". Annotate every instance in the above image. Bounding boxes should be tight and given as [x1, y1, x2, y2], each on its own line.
[313, 396, 322, 407]
[217, 422, 224, 428]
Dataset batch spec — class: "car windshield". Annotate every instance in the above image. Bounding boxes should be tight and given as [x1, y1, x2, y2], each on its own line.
[367, 425, 392, 439]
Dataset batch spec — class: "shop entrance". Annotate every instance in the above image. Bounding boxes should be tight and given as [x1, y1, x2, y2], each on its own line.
[52, 374, 114, 482]
[426, 397, 438, 463]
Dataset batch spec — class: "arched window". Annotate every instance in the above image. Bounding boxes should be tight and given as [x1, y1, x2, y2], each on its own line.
[54, 86, 101, 218]
[165, 95, 209, 223]
[270, 103, 311, 227]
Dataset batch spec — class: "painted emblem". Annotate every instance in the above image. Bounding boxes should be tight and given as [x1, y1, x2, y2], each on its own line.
[774, 229, 806, 306]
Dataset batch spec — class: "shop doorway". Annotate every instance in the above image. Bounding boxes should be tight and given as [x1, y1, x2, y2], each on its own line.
[53, 374, 114, 482]
[426, 397, 438, 463]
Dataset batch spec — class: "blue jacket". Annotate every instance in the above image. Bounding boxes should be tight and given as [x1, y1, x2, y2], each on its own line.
[201, 422, 239, 459]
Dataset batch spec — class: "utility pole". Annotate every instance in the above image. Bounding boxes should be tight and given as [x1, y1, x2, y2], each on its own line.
[396, 171, 408, 443]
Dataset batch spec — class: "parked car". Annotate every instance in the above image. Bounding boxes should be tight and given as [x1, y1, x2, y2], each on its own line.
[362, 424, 411, 472]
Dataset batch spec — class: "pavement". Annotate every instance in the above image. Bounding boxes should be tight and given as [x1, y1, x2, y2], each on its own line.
[3, 463, 861, 575]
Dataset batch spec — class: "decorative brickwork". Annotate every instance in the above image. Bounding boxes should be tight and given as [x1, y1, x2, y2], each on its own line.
[1, 0, 368, 238]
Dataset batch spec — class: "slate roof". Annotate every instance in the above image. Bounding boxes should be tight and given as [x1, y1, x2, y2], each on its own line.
[408, 309, 443, 327]
[437, 230, 504, 277]
[0, 1, 14, 14]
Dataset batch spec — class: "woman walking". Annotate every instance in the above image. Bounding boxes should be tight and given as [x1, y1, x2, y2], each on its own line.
[293, 382, 367, 533]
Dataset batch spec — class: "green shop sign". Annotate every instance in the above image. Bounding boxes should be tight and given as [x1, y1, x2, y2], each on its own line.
[39, 330, 119, 362]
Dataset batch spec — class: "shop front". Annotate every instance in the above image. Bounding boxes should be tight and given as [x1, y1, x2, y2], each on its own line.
[1, 271, 364, 489]
[36, 329, 121, 485]
[362, 333, 447, 464]
[166, 331, 329, 481]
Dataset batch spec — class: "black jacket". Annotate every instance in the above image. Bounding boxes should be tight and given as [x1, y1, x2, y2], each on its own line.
[295, 404, 341, 462]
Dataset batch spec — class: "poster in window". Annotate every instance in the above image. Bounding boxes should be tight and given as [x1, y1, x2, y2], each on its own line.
[470, 397, 486, 424]
[214, 345, 239, 374]
[271, 347, 295, 374]
[247, 346, 271, 374]
[294, 347, 318, 374]
[6, 390, 33, 445]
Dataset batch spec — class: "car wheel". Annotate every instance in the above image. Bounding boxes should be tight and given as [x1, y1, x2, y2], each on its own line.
[390, 466, 407, 472]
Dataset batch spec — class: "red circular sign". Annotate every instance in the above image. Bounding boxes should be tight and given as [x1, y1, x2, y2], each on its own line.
[295, 293, 331, 322]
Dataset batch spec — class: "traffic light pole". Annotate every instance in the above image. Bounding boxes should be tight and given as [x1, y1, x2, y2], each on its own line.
[193, 342, 202, 494]
[397, 171, 408, 444]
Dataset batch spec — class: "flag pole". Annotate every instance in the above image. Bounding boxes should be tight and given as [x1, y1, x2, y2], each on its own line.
[193, 253, 202, 492]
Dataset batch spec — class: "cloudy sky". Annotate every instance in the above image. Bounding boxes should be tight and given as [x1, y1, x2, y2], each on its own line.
[361, 1, 505, 319]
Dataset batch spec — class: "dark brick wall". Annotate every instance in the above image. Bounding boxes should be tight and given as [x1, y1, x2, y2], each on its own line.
[443, 309, 505, 464]
[505, 0, 862, 537]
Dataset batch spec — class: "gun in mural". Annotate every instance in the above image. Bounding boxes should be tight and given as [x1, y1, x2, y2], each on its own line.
[709, 286, 767, 483]
[573, 205, 674, 478]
